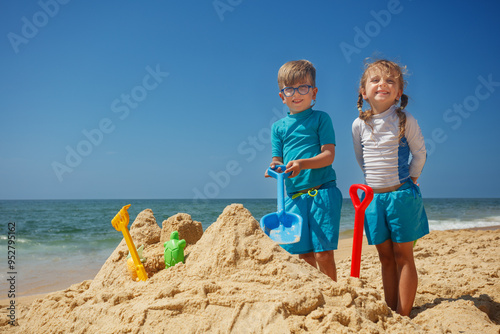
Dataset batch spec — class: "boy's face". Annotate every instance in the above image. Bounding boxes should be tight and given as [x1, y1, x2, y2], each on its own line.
[279, 78, 317, 114]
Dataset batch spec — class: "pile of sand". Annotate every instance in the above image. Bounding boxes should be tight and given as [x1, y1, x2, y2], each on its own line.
[336, 228, 500, 333]
[6, 204, 500, 333]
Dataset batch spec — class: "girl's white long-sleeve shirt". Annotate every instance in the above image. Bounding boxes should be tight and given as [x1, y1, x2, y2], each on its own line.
[352, 105, 427, 189]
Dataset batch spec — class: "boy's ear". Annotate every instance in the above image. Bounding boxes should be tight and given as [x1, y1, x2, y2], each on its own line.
[279, 92, 286, 103]
[311, 87, 318, 100]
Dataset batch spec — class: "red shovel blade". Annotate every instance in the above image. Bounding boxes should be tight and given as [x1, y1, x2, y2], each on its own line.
[349, 184, 374, 278]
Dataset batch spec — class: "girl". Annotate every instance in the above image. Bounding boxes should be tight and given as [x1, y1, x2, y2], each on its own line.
[352, 59, 429, 317]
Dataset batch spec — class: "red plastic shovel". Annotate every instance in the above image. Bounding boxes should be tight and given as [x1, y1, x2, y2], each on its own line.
[349, 184, 374, 278]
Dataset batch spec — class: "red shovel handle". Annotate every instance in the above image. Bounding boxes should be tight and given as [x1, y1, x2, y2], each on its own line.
[349, 184, 374, 278]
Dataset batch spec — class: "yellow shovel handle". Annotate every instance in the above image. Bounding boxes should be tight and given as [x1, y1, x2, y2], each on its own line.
[121, 227, 148, 281]
[111, 204, 148, 281]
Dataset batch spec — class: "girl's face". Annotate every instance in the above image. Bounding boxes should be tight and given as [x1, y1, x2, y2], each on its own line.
[361, 68, 402, 114]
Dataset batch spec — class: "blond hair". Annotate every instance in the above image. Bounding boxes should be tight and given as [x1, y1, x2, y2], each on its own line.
[277, 60, 316, 89]
[357, 59, 408, 142]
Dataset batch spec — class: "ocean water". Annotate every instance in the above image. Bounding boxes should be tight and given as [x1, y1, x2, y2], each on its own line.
[1, 198, 499, 297]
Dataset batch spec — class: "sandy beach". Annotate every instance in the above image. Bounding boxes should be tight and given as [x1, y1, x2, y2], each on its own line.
[1, 204, 499, 333]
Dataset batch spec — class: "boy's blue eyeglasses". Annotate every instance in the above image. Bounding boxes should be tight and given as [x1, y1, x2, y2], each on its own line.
[280, 84, 314, 97]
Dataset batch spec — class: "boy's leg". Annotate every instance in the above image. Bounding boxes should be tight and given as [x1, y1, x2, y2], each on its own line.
[375, 239, 398, 311]
[307, 182, 341, 281]
[314, 250, 336, 281]
[299, 252, 317, 268]
[392, 241, 418, 317]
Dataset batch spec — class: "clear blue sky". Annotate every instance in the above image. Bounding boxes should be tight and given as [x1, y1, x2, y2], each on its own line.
[1, 1, 500, 200]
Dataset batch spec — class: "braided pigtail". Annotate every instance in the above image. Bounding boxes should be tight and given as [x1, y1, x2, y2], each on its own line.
[358, 93, 375, 131]
[399, 93, 408, 110]
[357, 93, 364, 113]
[395, 93, 408, 142]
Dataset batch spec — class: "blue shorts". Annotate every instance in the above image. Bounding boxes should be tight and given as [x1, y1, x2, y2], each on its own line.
[280, 181, 342, 254]
[364, 181, 429, 245]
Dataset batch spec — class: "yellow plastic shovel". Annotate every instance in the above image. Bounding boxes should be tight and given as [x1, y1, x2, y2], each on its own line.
[111, 204, 148, 281]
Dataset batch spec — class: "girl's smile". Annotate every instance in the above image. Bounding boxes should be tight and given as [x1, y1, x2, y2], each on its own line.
[361, 71, 402, 114]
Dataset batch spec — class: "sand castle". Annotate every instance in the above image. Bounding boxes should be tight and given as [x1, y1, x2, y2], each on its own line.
[7, 204, 500, 333]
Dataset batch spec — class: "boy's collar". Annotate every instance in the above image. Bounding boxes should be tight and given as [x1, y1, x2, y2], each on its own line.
[287, 107, 313, 118]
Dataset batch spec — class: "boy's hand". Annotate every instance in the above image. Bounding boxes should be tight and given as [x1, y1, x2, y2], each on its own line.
[285, 160, 302, 178]
[280, 145, 335, 178]
[265, 160, 284, 177]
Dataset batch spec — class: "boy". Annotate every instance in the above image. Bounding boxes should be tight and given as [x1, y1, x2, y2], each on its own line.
[266, 60, 342, 281]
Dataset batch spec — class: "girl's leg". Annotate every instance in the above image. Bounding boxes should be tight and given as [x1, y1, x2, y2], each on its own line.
[299, 252, 317, 269]
[392, 241, 418, 317]
[314, 250, 337, 281]
[375, 239, 399, 311]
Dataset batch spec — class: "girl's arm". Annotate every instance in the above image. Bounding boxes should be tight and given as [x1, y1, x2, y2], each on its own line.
[285, 144, 335, 178]
[352, 118, 364, 170]
[405, 113, 427, 182]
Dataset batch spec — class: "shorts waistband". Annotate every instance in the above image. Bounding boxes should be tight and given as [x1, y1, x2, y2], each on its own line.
[372, 179, 421, 197]
[372, 183, 404, 193]
[289, 180, 337, 199]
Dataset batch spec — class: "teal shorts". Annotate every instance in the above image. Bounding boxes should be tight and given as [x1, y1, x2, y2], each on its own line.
[280, 181, 342, 255]
[364, 181, 429, 245]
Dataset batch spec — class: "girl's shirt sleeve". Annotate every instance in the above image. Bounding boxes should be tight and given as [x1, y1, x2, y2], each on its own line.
[405, 112, 427, 178]
[351, 118, 364, 170]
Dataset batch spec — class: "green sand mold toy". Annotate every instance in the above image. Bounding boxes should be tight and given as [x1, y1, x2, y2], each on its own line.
[164, 231, 186, 268]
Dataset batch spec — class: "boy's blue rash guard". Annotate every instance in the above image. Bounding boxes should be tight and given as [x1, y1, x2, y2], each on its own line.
[271, 108, 337, 193]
